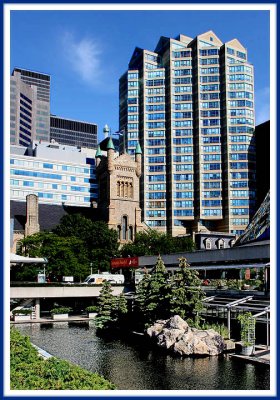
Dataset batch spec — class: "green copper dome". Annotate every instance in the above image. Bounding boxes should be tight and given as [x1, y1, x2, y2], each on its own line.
[135, 142, 142, 154]
[106, 137, 115, 150]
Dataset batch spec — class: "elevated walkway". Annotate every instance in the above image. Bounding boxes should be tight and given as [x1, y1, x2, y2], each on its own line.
[10, 285, 124, 299]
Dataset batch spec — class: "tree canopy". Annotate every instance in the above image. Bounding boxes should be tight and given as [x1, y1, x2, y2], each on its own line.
[120, 229, 195, 257]
[94, 281, 128, 331]
[135, 256, 205, 329]
[17, 214, 119, 281]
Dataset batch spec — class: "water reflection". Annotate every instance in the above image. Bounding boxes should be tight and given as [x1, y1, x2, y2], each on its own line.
[16, 322, 269, 390]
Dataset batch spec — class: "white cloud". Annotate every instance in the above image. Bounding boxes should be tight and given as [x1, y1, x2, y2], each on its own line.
[255, 86, 270, 125]
[62, 32, 102, 85]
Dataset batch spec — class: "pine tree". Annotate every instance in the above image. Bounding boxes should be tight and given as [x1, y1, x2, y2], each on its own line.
[170, 257, 205, 326]
[114, 293, 128, 328]
[116, 293, 128, 317]
[134, 269, 151, 326]
[135, 256, 171, 326]
[94, 280, 117, 330]
[94, 281, 129, 331]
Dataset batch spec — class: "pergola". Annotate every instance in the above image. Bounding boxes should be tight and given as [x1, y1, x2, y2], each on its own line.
[202, 295, 270, 347]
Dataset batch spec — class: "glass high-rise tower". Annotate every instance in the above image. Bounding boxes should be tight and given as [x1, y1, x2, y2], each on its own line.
[11, 68, 51, 145]
[119, 31, 256, 236]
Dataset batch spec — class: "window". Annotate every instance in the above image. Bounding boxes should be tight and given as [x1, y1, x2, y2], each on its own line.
[43, 163, 53, 169]
[205, 239, 212, 250]
[217, 239, 225, 249]
[128, 226, 133, 241]
[122, 216, 128, 241]
[117, 225, 121, 240]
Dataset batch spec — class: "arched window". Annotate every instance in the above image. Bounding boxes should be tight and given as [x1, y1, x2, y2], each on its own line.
[217, 239, 225, 249]
[117, 181, 120, 197]
[205, 238, 212, 250]
[129, 183, 133, 198]
[124, 182, 128, 198]
[122, 216, 128, 240]
[128, 226, 133, 241]
[120, 182, 124, 197]
[229, 239, 236, 247]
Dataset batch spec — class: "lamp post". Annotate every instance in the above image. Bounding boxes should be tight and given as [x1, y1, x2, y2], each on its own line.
[90, 262, 93, 275]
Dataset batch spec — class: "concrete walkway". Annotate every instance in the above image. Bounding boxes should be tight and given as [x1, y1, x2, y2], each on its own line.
[10, 315, 93, 324]
[230, 345, 270, 366]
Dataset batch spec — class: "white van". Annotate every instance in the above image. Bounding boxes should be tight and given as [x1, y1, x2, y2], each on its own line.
[83, 273, 125, 285]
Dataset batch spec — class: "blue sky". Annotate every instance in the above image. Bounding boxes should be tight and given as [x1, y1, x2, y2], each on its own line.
[10, 9, 270, 142]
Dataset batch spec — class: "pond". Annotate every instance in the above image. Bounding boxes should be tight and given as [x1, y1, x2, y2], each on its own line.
[16, 322, 270, 391]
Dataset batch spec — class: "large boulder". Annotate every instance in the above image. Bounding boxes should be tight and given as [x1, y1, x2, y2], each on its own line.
[146, 315, 225, 356]
[165, 315, 189, 331]
[146, 320, 165, 338]
[157, 328, 183, 349]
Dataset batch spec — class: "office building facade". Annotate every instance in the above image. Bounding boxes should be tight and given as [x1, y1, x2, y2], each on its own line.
[11, 68, 51, 144]
[10, 141, 98, 207]
[119, 30, 256, 236]
[50, 115, 98, 149]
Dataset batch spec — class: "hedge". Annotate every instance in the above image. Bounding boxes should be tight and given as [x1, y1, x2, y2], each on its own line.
[12, 309, 32, 315]
[10, 327, 116, 390]
[50, 307, 72, 315]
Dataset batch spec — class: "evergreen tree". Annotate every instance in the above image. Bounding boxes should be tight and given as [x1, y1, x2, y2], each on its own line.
[115, 293, 128, 327]
[117, 293, 128, 316]
[94, 281, 117, 330]
[170, 257, 205, 326]
[135, 256, 171, 325]
[94, 282, 128, 331]
[134, 269, 151, 326]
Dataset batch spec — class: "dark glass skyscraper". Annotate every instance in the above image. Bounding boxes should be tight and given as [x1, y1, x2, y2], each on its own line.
[50, 115, 98, 149]
[11, 68, 51, 144]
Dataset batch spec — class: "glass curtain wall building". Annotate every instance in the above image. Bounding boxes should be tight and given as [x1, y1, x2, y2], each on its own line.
[11, 68, 51, 144]
[50, 115, 98, 149]
[10, 72, 37, 146]
[10, 142, 98, 207]
[119, 31, 256, 236]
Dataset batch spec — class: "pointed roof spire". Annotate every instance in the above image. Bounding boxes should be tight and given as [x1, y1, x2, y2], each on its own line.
[106, 137, 115, 150]
[95, 145, 102, 158]
[135, 142, 142, 154]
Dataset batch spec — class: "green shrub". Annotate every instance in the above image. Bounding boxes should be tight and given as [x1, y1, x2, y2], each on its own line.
[237, 312, 256, 346]
[200, 322, 229, 339]
[85, 306, 98, 312]
[50, 307, 72, 315]
[12, 309, 32, 315]
[10, 327, 116, 390]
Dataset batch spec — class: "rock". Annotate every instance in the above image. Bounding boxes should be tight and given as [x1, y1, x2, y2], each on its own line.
[224, 339, 236, 351]
[146, 320, 165, 338]
[165, 315, 189, 331]
[203, 332, 225, 355]
[174, 340, 193, 355]
[193, 341, 210, 355]
[157, 328, 183, 349]
[147, 315, 225, 357]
